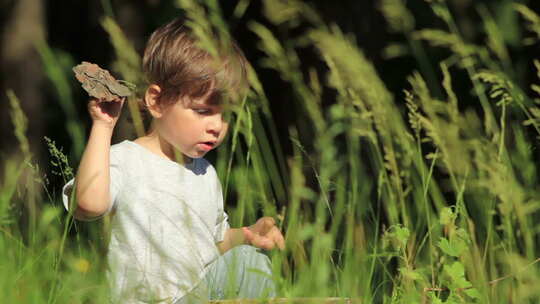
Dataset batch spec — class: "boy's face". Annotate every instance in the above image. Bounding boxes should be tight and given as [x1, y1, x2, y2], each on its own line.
[158, 91, 229, 159]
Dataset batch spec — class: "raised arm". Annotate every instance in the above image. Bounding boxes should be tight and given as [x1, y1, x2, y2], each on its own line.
[72, 97, 124, 220]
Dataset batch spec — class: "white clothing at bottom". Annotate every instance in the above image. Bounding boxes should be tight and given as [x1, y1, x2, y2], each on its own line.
[62, 140, 230, 303]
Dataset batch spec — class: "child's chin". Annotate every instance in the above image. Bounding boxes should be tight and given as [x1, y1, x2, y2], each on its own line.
[189, 151, 208, 159]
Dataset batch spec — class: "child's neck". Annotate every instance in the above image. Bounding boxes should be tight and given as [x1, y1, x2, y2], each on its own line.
[134, 132, 192, 164]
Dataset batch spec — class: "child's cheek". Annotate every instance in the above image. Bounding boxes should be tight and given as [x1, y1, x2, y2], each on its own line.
[221, 123, 230, 139]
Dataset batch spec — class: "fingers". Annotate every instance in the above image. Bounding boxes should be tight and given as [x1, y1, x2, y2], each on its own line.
[87, 97, 99, 108]
[266, 226, 285, 250]
[88, 96, 126, 126]
[242, 226, 255, 243]
[88, 96, 125, 104]
[244, 221, 286, 251]
[258, 216, 276, 235]
[271, 226, 286, 250]
[244, 226, 273, 250]
[251, 234, 275, 250]
[97, 97, 125, 116]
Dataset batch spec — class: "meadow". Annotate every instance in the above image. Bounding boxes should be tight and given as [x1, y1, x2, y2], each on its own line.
[2, 0, 540, 303]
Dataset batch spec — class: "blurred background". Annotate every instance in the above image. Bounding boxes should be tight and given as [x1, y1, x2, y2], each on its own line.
[2, 0, 538, 183]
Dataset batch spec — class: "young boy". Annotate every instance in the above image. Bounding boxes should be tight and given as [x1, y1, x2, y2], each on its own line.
[62, 17, 285, 304]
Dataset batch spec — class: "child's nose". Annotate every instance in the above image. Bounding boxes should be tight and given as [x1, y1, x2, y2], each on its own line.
[206, 114, 224, 134]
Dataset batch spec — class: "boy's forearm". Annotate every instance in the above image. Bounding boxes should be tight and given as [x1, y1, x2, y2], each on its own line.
[217, 228, 247, 254]
[73, 123, 114, 219]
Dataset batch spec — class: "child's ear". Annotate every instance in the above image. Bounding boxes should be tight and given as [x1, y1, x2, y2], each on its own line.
[144, 84, 164, 118]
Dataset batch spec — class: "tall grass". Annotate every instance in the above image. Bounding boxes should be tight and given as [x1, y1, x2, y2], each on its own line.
[1, 0, 540, 303]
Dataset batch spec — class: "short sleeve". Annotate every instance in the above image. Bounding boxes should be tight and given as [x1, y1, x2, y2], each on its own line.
[213, 176, 230, 243]
[214, 210, 230, 243]
[62, 147, 124, 221]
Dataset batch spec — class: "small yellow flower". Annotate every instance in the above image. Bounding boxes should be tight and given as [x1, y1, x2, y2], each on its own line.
[73, 258, 90, 273]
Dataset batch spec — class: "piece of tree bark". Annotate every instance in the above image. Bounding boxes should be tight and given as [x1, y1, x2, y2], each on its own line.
[73, 61, 134, 100]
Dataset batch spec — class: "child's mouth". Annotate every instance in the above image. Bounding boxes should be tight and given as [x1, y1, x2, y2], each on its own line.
[198, 142, 215, 151]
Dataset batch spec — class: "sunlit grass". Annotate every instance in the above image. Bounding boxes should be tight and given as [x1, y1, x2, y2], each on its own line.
[1, 0, 540, 303]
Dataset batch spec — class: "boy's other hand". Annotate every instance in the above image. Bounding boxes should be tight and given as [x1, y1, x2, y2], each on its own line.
[243, 217, 285, 250]
[88, 97, 125, 129]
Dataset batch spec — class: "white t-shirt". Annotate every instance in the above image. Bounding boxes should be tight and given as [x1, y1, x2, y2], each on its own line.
[62, 140, 230, 303]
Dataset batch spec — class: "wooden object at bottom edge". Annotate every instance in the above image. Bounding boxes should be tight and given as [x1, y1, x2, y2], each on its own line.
[208, 298, 359, 304]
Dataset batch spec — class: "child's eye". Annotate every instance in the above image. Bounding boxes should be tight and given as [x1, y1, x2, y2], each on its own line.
[193, 108, 211, 114]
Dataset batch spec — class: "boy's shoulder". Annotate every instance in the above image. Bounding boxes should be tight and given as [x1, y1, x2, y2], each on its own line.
[111, 139, 129, 150]
[109, 140, 135, 158]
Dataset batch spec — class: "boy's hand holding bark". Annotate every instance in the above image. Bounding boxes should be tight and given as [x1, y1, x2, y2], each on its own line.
[88, 97, 125, 129]
[73, 61, 131, 130]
